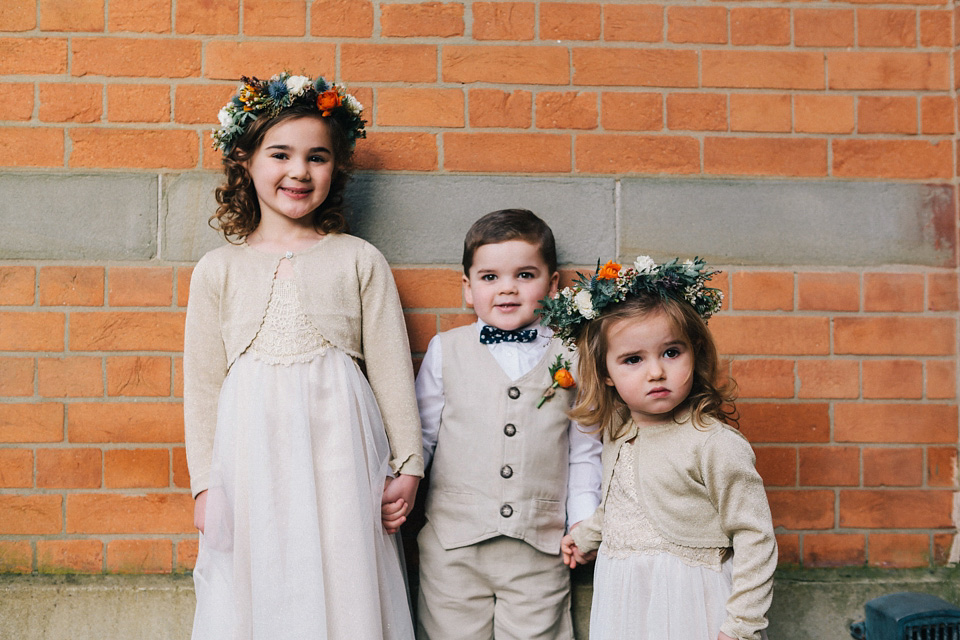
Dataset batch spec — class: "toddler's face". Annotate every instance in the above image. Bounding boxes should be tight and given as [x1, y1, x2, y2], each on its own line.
[463, 240, 558, 331]
[603, 311, 694, 427]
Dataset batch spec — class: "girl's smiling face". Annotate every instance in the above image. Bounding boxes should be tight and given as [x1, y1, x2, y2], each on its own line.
[245, 116, 335, 227]
[603, 311, 694, 427]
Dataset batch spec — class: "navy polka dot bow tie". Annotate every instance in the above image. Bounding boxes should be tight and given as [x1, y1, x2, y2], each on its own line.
[479, 325, 538, 344]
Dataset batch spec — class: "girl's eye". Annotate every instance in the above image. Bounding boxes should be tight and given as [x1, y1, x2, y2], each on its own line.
[624, 355, 641, 365]
[309, 155, 328, 163]
[664, 347, 681, 358]
[271, 152, 288, 160]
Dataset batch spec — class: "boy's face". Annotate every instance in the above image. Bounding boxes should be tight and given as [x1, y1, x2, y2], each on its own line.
[463, 240, 559, 331]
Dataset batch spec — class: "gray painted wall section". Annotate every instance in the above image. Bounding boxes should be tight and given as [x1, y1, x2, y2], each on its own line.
[0, 173, 157, 260]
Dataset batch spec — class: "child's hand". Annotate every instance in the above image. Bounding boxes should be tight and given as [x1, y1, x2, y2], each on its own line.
[194, 490, 207, 533]
[561, 534, 582, 568]
[718, 633, 735, 640]
[381, 474, 420, 534]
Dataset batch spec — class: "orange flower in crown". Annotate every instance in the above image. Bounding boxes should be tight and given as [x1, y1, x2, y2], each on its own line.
[317, 90, 342, 115]
[597, 260, 622, 280]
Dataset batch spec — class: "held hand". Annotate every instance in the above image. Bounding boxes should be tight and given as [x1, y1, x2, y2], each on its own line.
[560, 534, 580, 569]
[718, 633, 736, 640]
[194, 490, 208, 534]
[381, 474, 420, 534]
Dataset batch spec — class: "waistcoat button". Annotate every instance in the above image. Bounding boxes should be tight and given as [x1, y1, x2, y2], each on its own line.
[500, 504, 513, 518]
[508, 387, 520, 399]
[503, 423, 516, 437]
[500, 465, 513, 478]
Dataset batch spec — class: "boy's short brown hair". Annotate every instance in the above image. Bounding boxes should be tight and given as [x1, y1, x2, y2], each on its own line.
[462, 209, 558, 275]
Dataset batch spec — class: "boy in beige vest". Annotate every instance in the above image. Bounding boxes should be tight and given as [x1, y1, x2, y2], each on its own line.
[415, 209, 602, 639]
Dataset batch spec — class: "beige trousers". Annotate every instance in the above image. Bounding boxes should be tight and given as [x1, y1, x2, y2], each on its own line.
[417, 521, 574, 640]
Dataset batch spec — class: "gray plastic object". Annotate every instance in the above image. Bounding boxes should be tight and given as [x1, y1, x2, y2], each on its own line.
[849, 592, 960, 639]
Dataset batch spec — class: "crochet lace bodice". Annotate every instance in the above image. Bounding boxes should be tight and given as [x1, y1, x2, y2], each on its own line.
[249, 277, 331, 364]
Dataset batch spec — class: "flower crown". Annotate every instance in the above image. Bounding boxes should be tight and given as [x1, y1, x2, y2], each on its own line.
[212, 72, 366, 154]
[538, 256, 724, 345]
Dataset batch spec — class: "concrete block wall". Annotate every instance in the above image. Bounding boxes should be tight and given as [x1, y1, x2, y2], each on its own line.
[0, 0, 957, 595]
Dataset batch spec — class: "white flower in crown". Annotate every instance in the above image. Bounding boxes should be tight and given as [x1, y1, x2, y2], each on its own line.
[574, 290, 597, 319]
[344, 93, 363, 115]
[634, 256, 657, 274]
[217, 107, 233, 127]
[285, 75, 312, 96]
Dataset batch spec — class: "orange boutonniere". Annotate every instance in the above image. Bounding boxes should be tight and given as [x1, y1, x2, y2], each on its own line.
[538, 354, 575, 409]
[317, 89, 342, 115]
[597, 260, 622, 280]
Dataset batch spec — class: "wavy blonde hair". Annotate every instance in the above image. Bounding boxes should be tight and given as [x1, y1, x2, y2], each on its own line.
[569, 293, 738, 439]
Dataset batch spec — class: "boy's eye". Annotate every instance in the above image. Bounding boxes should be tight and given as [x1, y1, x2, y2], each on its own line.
[518, 271, 535, 279]
[271, 152, 288, 160]
[309, 155, 328, 163]
[481, 274, 497, 281]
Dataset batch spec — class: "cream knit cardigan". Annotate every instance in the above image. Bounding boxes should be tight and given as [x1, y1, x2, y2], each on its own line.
[183, 233, 424, 499]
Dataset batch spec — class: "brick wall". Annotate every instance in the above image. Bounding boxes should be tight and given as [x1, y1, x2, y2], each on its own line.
[0, 0, 957, 574]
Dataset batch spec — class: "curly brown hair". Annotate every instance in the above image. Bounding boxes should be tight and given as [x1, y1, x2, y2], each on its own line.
[569, 293, 739, 439]
[211, 103, 356, 242]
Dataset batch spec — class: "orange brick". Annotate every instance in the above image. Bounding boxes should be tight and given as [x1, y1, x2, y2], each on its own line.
[768, 489, 834, 529]
[467, 89, 531, 128]
[445, 45, 567, 85]
[107, 539, 173, 573]
[0, 403, 63, 443]
[0, 267, 35, 305]
[37, 357, 103, 398]
[928, 272, 958, 310]
[377, 88, 464, 128]
[205, 42, 335, 81]
[393, 269, 463, 308]
[445, 133, 570, 172]
[70, 128, 198, 169]
[927, 447, 957, 486]
[803, 534, 866, 567]
[0, 0, 36, 31]
[108, 267, 173, 307]
[601, 92, 662, 131]
[705, 137, 827, 177]
[39, 0, 104, 31]
[541, 2, 601, 40]
[382, 2, 464, 37]
[738, 403, 831, 443]
[732, 272, 793, 310]
[104, 448, 169, 488]
[797, 360, 860, 399]
[107, 84, 170, 123]
[310, 0, 373, 37]
[797, 272, 859, 311]
[0, 449, 32, 488]
[173, 357, 184, 398]
[934, 533, 953, 564]
[603, 4, 662, 43]
[840, 490, 953, 528]
[173, 84, 234, 125]
[72, 37, 201, 78]
[863, 360, 923, 399]
[835, 403, 957, 443]
[869, 533, 930, 568]
[244, 0, 307, 36]
[69, 311, 185, 351]
[176, 538, 198, 571]
[0, 541, 33, 573]
[0, 312, 65, 351]
[0, 127, 64, 168]
[36, 447, 101, 488]
[0, 494, 62, 534]
[666, 93, 726, 131]
[353, 132, 437, 171]
[341, 44, 437, 83]
[858, 97, 918, 135]
[38, 266, 104, 306]
[472, 2, 534, 40]
[731, 8, 790, 46]
[919, 10, 951, 47]
[858, 9, 916, 47]
[729, 94, 791, 133]
[667, 6, 726, 44]
[835, 317, 955, 355]
[798, 446, 860, 486]
[576, 134, 698, 174]
[796, 94, 855, 134]
[0, 83, 34, 120]
[438, 313, 476, 331]
[106, 356, 171, 397]
[777, 534, 800, 565]
[863, 447, 923, 486]
[108, 0, 171, 32]
[0, 357, 34, 396]
[795, 9, 854, 48]
[0, 37, 67, 75]
[921, 96, 954, 134]
[176, 268, 193, 307]
[703, 51, 824, 90]
[68, 402, 183, 443]
[404, 313, 437, 353]
[37, 539, 103, 573]
[172, 446, 190, 488]
[712, 316, 829, 355]
[828, 52, 948, 90]
[573, 49, 697, 87]
[754, 446, 796, 486]
[67, 493, 193, 534]
[175, 0, 237, 34]
[536, 92, 598, 130]
[731, 359, 794, 399]
[927, 360, 956, 399]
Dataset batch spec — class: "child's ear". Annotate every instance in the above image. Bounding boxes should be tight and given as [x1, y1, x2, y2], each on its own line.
[462, 273, 474, 307]
[604, 376, 615, 387]
[548, 271, 559, 297]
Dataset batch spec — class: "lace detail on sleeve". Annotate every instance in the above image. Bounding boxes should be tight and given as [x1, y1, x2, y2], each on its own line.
[249, 278, 332, 365]
[602, 440, 728, 570]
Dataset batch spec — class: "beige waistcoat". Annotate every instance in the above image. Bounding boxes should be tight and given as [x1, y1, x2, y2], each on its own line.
[425, 326, 575, 554]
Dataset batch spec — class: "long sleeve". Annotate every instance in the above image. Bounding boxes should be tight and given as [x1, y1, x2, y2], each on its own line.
[566, 420, 602, 526]
[183, 258, 228, 498]
[415, 334, 444, 468]
[357, 243, 424, 477]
